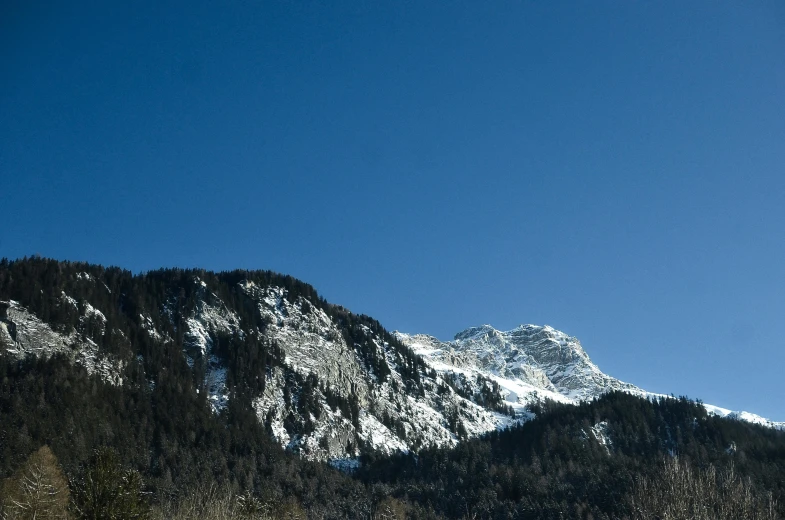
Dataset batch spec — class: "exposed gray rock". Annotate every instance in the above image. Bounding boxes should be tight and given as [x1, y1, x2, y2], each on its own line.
[0, 299, 123, 385]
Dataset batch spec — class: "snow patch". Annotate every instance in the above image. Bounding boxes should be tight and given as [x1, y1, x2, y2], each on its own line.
[180, 277, 244, 413]
[591, 421, 612, 454]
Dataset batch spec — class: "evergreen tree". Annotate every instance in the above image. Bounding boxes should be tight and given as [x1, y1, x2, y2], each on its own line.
[70, 448, 150, 520]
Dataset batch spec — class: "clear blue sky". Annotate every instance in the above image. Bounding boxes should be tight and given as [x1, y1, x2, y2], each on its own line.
[2, 1, 784, 419]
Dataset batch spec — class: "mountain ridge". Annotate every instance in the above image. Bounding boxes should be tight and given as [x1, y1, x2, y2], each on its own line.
[397, 324, 784, 431]
[0, 258, 781, 471]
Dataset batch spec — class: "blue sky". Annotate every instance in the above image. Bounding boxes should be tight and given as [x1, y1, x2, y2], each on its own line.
[2, 1, 784, 419]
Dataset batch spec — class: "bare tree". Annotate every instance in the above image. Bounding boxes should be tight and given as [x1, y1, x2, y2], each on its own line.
[1, 446, 70, 520]
[372, 496, 409, 520]
[149, 484, 307, 520]
[630, 457, 780, 520]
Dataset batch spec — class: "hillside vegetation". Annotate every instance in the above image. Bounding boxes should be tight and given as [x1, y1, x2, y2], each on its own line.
[1, 258, 783, 519]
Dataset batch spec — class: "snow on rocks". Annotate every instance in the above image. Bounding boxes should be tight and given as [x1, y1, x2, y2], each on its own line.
[181, 277, 243, 413]
[0, 300, 123, 385]
[590, 421, 613, 454]
[251, 366, 357, 461]
[397, 331, 573, 415]
[400, 325, 784, 435]
[398, 324, 642, 411]
[140, 313, 170, 343]
[60, 291, 107, 336]
[237, 283, 518, 462]
[450, 324, 640, 401]
[241, 282, 366, 400]
[703, 403, 785, 431]
[358, 412, 410, 455]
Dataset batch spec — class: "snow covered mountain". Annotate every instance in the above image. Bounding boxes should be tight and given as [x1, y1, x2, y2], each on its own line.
[396, 324, 643, 411]
[397, 325, 785, 432]
[2, 267, 782, 467]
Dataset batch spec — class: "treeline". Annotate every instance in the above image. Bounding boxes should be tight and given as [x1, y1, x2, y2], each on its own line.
[3, 362, 782, 519]
[0, 257, 430, 393]
[0, 258, 440, 517]
[356, 391, 785, 519]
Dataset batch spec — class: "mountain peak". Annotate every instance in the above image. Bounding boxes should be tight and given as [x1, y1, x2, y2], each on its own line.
[453, 324, 498, 341]
[446, 323, 625, 401]
[452, 323, 588, 362]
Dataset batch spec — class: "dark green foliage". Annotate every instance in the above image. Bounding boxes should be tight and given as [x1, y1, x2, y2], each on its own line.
[440, 372, 515, 416]
[357, 392, 785, 519]
[70, 447, 150, 519]
[0, 353, 374, 518]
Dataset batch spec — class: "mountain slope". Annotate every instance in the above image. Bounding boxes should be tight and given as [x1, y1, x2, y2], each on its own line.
[356, 391, 785, 519]
[0, 257, 781, 472]
[397, 323, 641, 410]
[398, 325, 784, 431]
[0, 259, 517, 465]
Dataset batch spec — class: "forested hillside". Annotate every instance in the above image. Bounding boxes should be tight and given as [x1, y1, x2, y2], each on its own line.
[0, 258, 383, 517]
[1, 257, 513, 463]
[358, 392, 785, 518]
[1, 258, 783, 519]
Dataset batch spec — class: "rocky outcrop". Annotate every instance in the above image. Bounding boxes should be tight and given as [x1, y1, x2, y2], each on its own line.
[162, 278, 517, 462]
[0, 299, 123, 385]
[451, 324, 640, 401]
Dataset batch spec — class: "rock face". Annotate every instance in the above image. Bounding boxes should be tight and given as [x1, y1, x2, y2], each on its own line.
[395, 324, 640, 417]
[237, 281, 517, 460]
[2, 270, 782, 466]
[399, 325, 785, 434]
[243, 281, 367, 402]
[0, 299, 123, 385]
[145, 278, 519, 462]
[436, 323, 640, 401]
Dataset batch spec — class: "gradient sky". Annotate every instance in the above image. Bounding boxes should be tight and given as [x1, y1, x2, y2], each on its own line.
[2, 1, 784, 419]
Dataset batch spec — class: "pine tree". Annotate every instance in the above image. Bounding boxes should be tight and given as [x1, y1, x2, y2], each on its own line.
[70, 447, 150, 520]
